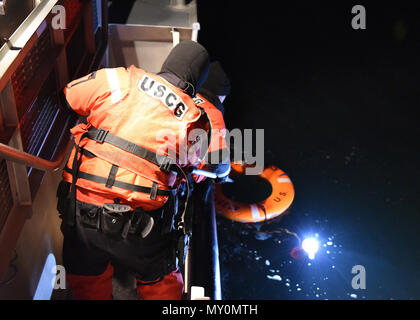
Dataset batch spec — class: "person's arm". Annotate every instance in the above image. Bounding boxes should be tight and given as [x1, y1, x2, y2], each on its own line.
[194, 105, 231, 183]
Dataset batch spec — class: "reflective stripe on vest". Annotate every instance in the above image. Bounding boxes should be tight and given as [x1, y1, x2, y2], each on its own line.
[105, 68, 122, 104]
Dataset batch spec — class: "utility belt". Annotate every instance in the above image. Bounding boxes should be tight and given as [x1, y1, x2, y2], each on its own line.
[57, 180, 179, 240]
[80, 201, 153, 239]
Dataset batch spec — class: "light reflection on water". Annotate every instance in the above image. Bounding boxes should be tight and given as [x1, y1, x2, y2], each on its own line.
[217, 212, 404, 300]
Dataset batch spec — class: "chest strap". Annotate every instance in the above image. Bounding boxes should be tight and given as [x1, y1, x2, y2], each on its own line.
[85, 126, 178, 173]
[64, 166, 174, 199]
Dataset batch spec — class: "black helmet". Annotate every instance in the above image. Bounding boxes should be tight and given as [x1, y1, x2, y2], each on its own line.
[159, 40, 210, 97]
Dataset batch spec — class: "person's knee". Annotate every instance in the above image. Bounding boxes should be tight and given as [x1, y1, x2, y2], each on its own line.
[67, 263, 114, 300]
[136, 269, 184, 300]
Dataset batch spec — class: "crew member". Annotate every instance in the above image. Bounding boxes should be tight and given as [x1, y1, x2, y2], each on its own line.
[56, 40, 210, 300]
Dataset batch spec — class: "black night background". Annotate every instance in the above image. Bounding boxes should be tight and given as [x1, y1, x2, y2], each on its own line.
[196, 1, 420, 300]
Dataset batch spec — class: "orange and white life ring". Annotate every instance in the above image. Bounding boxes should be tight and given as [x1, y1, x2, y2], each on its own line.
[215, 163, 295, 223]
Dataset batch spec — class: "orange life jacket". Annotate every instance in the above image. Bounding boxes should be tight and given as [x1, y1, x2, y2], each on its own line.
[63, 66, 206, 211]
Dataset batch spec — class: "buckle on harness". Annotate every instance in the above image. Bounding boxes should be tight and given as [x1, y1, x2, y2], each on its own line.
[159, 157, 174, 173]
[95, 129, 109, 143]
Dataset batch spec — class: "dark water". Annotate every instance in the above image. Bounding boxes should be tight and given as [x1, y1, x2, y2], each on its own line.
[107, 1, 420, 300]
[198, 2, 420, 300]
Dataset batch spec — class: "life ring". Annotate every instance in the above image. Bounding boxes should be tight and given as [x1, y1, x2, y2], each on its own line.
[215, 163, 295, 223]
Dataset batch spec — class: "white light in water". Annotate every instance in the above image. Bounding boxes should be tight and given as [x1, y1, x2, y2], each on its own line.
[302, 238, 319, 260]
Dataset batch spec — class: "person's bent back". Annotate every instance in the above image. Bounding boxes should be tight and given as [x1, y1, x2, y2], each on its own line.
[61, 41, 210, 211]
[56, 40, 210, 300]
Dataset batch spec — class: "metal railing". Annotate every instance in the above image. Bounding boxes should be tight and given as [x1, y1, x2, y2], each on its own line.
[0, 139, 71, 172]
[0, 0, 109, 287]
[0, 0, 59, 91]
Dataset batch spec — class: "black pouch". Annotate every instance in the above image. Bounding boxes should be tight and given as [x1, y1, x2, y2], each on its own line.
[78, 203, 101, 229]
[101, 212, 126, 238]
[129, 209, 154, 239]
[100, 203, 131, 240]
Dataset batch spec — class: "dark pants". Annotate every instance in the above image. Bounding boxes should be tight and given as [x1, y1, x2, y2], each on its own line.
[60, 202, 182, 299]
[62, 219, 177, 281]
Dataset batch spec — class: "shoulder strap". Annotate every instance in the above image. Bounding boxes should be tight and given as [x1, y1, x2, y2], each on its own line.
[86, 126, 180, 173]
